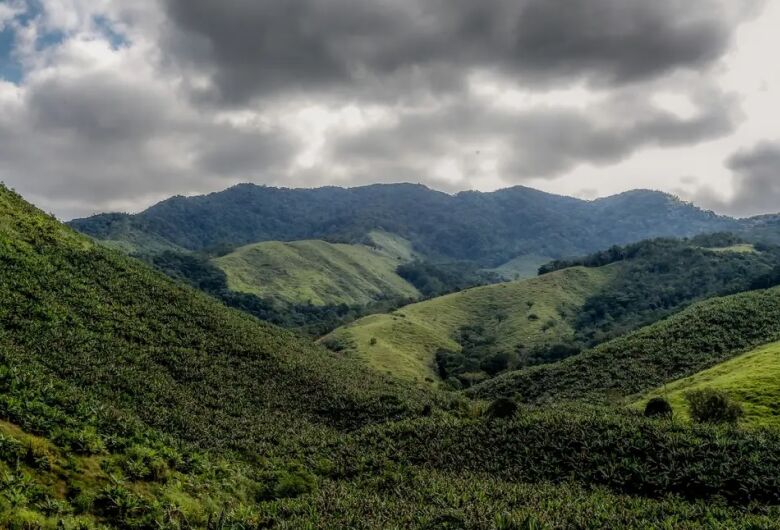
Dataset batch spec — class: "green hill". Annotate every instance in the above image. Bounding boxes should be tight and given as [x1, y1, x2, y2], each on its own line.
[636, 340, 780, 429]
[470, 286, 780, 404]
[4, 185, 780, 527]
[322, 266, 616, 383]
[213, 232, 420, 307]
[69, 184, 737, 266]
[0, 184, 432, 526]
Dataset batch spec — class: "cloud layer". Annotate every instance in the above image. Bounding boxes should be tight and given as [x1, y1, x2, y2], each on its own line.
[0, 0, 773, 218]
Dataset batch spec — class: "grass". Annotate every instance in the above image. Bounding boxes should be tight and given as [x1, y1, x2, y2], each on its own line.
[705, 244, 757, 254]
[470, 285, 780, 404]
[214, 231, 419, 307]
[6, 184, 780, 527]
[636, 340, 780, 428]
[488, 254, 553, 280]
[323, 265, 616, 383]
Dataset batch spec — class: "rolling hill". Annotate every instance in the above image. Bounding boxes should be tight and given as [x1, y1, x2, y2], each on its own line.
[636, 340, 780, 429]
[213, 231, 419, 307]
[322, 266, 616, 383]
[469, 285, 780, 404]
[326, 236, 780, 386]
[4, 184, 780, 527]
[69, 183, 737, 266]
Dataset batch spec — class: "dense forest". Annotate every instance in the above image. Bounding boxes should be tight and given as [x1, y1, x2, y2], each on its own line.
[69, 183, 737, 266]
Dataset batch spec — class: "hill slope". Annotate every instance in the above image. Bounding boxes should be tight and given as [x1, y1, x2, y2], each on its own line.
[470, 286, 780, 403]
[70, 183, 736, 265]
[0, 184, 434, 525]
[322, 266, 616, 383]
[636, 340, 780, 428]
[4, 185, 780, 527]
[214, 232, 419, 307]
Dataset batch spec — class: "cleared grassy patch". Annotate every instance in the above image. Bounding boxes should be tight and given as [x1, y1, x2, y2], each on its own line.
[214, 232, 419, 307]
[636, 340, 780, 428]
[488, 254, 553, 280]
[705, 244, 757, 254]
[323, 266, 616, 382]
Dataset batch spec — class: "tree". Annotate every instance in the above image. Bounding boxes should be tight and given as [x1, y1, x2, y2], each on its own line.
[685, 389, 743, 425]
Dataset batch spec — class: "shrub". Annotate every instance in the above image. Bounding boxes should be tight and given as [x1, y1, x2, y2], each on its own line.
[486, 398, 518, 420]
[644, 397, 673, 419]
[685, 389, 744, 425]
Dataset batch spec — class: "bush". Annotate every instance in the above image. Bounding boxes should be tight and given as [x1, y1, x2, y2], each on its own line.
[685, 389, 743, 425]
[486, 398, 518, 420]
[644, 397, 673, 419]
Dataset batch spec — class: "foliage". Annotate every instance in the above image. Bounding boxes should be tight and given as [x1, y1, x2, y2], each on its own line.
[636, 340, 780, 429]
[470, 286, 780, 403]
[396, 260, 501, 298]
[644, 397, 673, 419]
[541, 237, 780, 346]
[69, 184, 737, 266]
[214, 236, 420, 307]
[685, 389, 744, 425]
[324, 266, 612, 383]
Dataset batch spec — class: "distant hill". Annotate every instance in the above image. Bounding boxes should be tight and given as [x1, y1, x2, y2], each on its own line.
[322, 266, 615, 383]
[69, 183, 737, 265]
[213, 231, 420, 307]
[469, 286, 780, 404]
[326, 236, 780, 386]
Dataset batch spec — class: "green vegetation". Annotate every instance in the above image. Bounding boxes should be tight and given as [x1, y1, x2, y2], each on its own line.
[470, 286, 780, 403]
[70, 184, 737, 266]
[541, 236, 780, 346]
[7, 184, 780, 528]
[323, 266, 615, 383]
[636, 341, 780, 428]
[214, 234, 420, 307]
[489, 254, 554, 280]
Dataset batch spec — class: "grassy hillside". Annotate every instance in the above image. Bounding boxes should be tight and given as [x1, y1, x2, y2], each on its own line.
[489, 254, 553, 280]
[636, 340, 780, 429]
[470, 286, 780, 403]
[4, 185, 780, 527]
[214, 232, 420, 307]
[0, 184, 434, 526]
[323, 266, 615, 383]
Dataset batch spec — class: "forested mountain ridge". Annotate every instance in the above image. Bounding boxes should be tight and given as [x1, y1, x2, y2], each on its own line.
[70, 183, 737, 265]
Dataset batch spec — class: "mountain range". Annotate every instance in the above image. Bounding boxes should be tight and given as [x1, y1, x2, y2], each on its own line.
[70, 183, 741, 265]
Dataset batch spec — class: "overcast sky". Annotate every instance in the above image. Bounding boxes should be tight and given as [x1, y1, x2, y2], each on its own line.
[0, 0, 778, 220]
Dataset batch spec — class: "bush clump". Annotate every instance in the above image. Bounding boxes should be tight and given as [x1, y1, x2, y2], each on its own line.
[486, 398, 518, 420]
[685, 389, 743, 425]
[644, 397, 673, 419]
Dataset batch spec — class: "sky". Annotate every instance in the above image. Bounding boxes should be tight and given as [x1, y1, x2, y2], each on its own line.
[0, 0, 779, 220]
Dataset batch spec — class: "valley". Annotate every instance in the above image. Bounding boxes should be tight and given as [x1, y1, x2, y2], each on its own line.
[4, 183, 780, 527]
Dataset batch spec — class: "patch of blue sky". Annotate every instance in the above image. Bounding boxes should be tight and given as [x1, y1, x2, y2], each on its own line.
[0, 15, 21, 83]
[93, 15, 129, 50]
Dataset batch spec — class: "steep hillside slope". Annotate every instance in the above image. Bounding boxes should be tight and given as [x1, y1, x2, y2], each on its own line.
[0, 184, 435, 525]
[214, 232, 419, 307]
[636, 340, 780, 428]
[470, 286, 780, 403]
[322, 266, 615, 382]
[70, 183, 736, 265]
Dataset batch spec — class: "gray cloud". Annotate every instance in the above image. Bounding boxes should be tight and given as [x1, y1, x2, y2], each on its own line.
[329, 87, 738, 183]
[697, 142, 780, 217]
[163, 0, 745, 104]
[0, 66, 295, 219]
